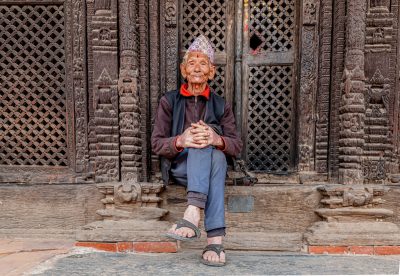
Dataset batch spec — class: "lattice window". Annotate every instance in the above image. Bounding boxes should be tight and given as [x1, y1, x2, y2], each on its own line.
[247, 66, 293, 172]
[0, 5, 68, 166]
[182, 0, 227, 52]
[249, 0, 295, 52]
[209, 66, 225, 97]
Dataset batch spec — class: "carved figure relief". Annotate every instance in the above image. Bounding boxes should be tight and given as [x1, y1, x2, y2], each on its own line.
[165, 2, 177, 27]
[303, 0, 318, 25]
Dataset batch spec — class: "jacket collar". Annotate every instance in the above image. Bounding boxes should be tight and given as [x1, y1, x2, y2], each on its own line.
[180, 83, 210, 100]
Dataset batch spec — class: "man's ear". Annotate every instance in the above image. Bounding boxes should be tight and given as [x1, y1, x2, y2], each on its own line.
[208, 64, 216, 80]
[180, 63, 187, 79]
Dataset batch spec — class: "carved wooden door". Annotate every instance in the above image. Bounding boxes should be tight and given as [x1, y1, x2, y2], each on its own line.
[0, 0, 87, 183]
[241, 0, 299, 173]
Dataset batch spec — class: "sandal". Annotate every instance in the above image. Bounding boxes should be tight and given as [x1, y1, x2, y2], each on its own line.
[201, 244, 226, 267]
[164, 218, 201, 241]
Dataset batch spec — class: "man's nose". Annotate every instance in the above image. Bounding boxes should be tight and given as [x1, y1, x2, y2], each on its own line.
[193, 63, 201, 72]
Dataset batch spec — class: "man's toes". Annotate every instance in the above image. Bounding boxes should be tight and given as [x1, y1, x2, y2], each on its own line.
[180, 228, 194, 238]
[175, 228, 185, 237]
[186, 229, 195, 238]
[220, 252, 226, 263]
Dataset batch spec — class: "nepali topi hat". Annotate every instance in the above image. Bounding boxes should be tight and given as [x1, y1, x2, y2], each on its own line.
[185, 34, 215, 64]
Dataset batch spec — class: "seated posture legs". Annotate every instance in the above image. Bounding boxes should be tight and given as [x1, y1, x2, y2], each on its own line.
[168, 147, 227, 265]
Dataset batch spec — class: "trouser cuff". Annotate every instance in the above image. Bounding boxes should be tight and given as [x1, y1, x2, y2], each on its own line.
[187, 191, 207, 209]
[206, 227, 226, 238]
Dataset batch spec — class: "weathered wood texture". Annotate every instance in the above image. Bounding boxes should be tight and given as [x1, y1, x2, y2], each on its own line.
[161, 185, 322, 233]
[0, 184, 102, 231]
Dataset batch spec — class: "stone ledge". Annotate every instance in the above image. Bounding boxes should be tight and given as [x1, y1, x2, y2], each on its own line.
[75, 241, 178, 253]
[309, 245, 400, 255]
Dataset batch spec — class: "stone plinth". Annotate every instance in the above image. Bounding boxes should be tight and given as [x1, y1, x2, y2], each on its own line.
[77, 181, 171, 243]
[305, 185, 400, 247]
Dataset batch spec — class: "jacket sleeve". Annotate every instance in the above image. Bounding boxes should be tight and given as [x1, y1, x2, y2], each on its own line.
[219, 102, 243, 157]
[151, 96, 182, 159]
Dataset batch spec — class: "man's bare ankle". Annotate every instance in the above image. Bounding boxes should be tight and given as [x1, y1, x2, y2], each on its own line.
[187, 205, 200, 211]
[207, 236, 223, 244]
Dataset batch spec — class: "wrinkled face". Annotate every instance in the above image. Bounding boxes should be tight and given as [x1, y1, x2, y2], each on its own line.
[180, 51, 215, 85]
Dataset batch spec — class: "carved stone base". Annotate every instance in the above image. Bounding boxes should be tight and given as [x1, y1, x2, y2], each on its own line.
[76, 219, 171, 242]
[77, 181, 171, 242]
[305, 221, 400, 246]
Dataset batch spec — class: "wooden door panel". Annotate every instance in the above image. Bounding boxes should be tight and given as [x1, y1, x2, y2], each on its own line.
[242, 0, 299, 173]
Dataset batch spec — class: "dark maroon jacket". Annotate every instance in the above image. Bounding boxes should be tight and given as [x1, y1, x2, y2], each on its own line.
[151, 89, 242, 159]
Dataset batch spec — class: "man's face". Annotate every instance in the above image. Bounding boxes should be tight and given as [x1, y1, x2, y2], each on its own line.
[181, 51, 215, 85]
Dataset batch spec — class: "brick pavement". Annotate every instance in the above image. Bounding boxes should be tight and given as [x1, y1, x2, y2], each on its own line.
[2, 239, 400, 275]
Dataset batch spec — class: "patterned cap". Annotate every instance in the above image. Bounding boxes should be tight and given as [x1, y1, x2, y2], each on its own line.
[185, 34, 215, 64]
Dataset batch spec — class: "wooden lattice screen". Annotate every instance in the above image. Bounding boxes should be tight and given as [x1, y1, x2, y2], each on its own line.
[244, 0, 297, 173]
[247, 66, 293, 172]
[0, 4, 68, 167]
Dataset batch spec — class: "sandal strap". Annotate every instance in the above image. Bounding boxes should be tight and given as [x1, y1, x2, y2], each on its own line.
[202, 244, 225, 257]
[175, 219, 201, 238]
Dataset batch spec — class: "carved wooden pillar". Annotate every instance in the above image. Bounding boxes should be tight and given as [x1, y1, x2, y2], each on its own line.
[71, 0, 89, 177]
[315, 0, 333, 174]
[298, 0, 320, 175]
[338, 0, 367, 184]
[149, 0, 161, 180]
[118, 0, 142, 182]
[138, 0, 150, 181]
[87, 0, 120, 182]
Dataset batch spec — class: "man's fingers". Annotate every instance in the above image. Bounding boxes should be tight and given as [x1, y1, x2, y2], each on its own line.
[190, 128, 207, 134]
[192, 132, 209, 138]
[190, 122, 205, 129]
[187, 142, 207, 148]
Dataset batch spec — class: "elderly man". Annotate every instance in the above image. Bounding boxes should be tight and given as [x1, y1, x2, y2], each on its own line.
[151, 35, 242, 266]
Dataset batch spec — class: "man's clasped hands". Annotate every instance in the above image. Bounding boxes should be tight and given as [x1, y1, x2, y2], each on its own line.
[175, 120, 224, 149]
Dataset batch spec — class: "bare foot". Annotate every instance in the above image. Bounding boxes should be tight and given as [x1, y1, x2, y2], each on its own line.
[168, 205, 200, 238]
[202, 236, 226, 264]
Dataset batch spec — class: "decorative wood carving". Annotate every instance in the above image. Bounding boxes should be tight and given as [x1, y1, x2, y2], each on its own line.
[149, 0, 161, 180]
[329, 0, 346, 180]
[139, 0, 150, 181]
[72, 0, 89, 175]
[315, 0, 333, 173]
[364, 1, 398, 182]
[338, 0, 367, 184]
[161, 0, 178, 92]
[118, 0, 141, 182]
[298, 0, 319, 171]
[88, 0, 120, 182]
